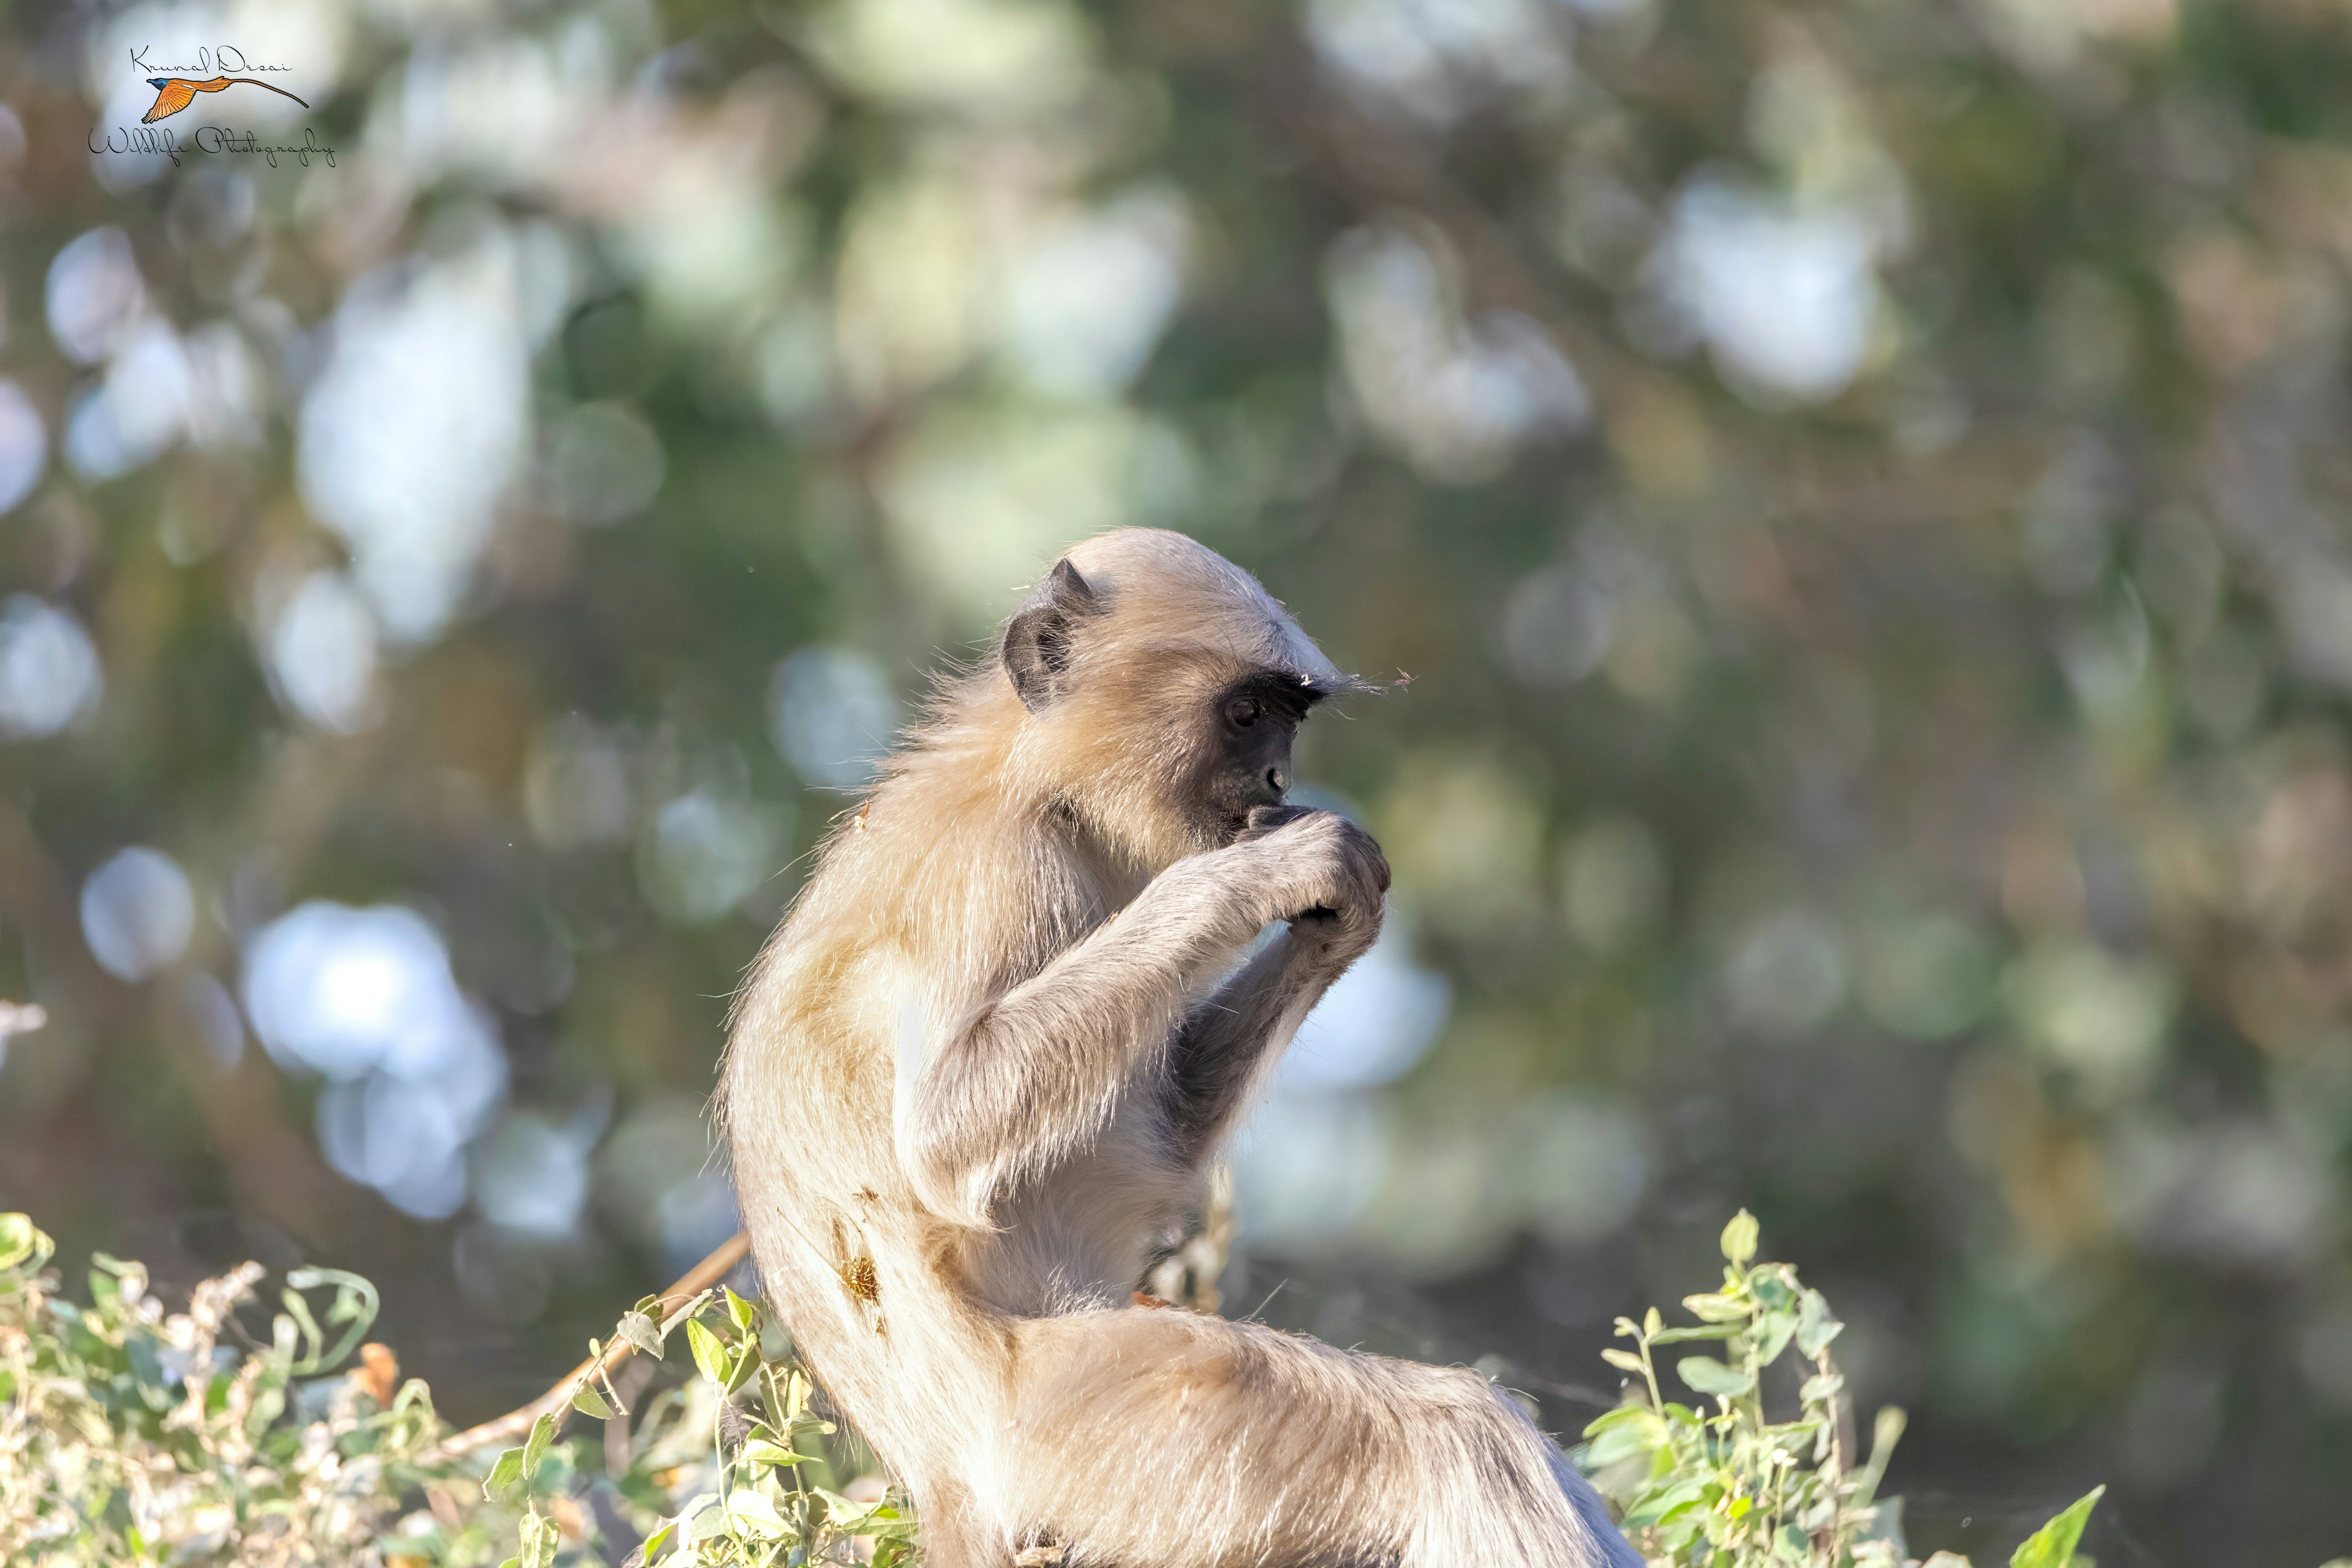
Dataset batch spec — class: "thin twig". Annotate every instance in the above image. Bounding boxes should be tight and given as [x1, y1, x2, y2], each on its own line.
[431, 1231, 751, 1459]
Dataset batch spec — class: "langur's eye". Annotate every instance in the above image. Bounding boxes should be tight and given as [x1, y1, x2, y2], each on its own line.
[1225, 696, 1261, 728]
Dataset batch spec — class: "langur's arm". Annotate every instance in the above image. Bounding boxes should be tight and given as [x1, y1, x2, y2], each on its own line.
[896, 846, 1275, 1225]
[1165, 916, 1371, 1161]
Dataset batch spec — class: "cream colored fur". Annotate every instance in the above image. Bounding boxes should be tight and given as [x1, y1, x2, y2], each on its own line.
[720, 529, 1639, 1568]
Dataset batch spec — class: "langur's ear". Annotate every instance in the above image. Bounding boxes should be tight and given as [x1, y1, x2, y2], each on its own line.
[1001, 559, 1106, 712]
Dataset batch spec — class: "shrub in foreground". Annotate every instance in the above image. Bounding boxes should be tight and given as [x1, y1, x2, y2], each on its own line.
[0, 1209, 2099, 1567]
[1574, 1213, 2101, 1568]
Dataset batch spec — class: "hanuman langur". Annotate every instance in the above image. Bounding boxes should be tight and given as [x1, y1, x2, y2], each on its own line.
[720, 529, 1639, 1568]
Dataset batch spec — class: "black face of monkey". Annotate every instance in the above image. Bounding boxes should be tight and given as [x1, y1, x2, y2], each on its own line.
[1201, 671, 1322, 840]
[998, 554, 1346, 851]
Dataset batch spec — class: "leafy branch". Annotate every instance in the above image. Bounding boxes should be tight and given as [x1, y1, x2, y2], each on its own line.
[1578, 1212, 2100, 1568]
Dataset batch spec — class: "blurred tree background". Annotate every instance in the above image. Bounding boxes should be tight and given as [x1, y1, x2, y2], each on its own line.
[2, 0, 2350, 1559]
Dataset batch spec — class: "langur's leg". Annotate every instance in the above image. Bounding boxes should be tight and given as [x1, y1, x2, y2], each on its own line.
[993, 1310, 1642, 1568]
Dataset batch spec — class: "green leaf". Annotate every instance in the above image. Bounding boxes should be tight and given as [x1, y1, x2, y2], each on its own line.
[1752, 1309, 1798, 1365]
[1623, 1477, 1709, 1529]
[1649, 1324, 1740, 1344]
[1673, 1355, 1757, 1399]
[2010, 1486, 2103, 1568]
[1721, 1210, 1760, 1267]
[1748, 1266, 1798, 1311]
[817, 1487, 882, 1528]
[284, 1267, 380, 1371]
[619, 1310, 665, 1360]
[484, 1447, 527, 1506]
[687, 1318, 734, 1389]
[571, 1383, 613, 1420]
[1682, 1291, 1750, 1323]
[726, 1490, 789, 1538]
[1600, 1348, 1648, 1374]
[678, 1493, 725, 1544]
[521, 1410, 556, 1483]
[0, 1213, 50, 1273]
[89, 1253, 134, 1305]
[1796, 1288, 1843, 1359]
[1581, 1405, 1659, 1436]
[726, 1285, 758, 1333]
[742, 1439, 807, 1469]
[516, 1510, 559, 1568]
[1581, 1419, 1662, 1468]
[639, 1521, 678, 1566]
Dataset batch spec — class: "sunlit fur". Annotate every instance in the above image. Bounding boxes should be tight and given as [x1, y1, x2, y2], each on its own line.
[720, 529, 1639, 1568]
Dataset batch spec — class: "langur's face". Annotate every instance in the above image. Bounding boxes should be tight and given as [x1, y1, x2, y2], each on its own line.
[1196, 669, 1322, 843]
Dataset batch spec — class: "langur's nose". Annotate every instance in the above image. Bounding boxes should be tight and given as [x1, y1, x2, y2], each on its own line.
[1265, 766, 1287, 796]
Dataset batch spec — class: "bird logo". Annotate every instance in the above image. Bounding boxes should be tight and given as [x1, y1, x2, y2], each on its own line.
[139, 76, 307, 125]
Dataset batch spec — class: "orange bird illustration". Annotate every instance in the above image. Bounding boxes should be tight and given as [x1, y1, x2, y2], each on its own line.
[140, 76, 309, 124]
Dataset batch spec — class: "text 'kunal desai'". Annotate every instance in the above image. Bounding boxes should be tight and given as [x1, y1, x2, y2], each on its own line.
[128, 45, 293, 75]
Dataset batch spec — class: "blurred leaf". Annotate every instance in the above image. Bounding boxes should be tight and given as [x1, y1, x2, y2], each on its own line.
[1583, 1419, 1664, 1468]
[516, 1510, 559, 1568]
[1649, 1325, 1740, 1346]
[619, 1311, 665, 1360]
[726, 1490, 789, 1538]
[521, 1411, 556, 1484]
[2010, 1487, 2103, 1568]
[0, 1214, 47, 1273]
[742, 1439, 806, 1469]
[1674, 1356, 1756, 1399]
[678, 1492, 725, 1544]
[571, 1383, 613, 1420]
[1795, 1290, 1842, 1359]
[1583, 1406, 1662, 1436]
[1721, 1212, 1760, 1268]
[1682, 1293, 1751, 1323]
[1623, 1478, 1710, 1529]
[484, 1447, 527, 1506]
[687, 1318, 734, 1389]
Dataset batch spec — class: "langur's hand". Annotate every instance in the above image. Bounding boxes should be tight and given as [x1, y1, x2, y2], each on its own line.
[1238, 806, 1389, 946]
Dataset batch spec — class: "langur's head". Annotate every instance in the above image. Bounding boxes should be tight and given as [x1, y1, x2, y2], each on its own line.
[996, 529, 1363, 865]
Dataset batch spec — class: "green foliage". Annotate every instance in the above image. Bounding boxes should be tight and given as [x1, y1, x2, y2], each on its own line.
[2006, 1488, 2103, 1568]
[0, 1213, 453, 1563]
[493, 1281, 914, 1568]
[1577, 1213, 2101, 1568]
[6, 1207, 2116, 1568]
[0, 1213, 903, 1566]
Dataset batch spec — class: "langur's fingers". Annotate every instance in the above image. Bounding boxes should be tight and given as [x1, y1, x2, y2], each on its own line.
[1240, 803, 1316, 839]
